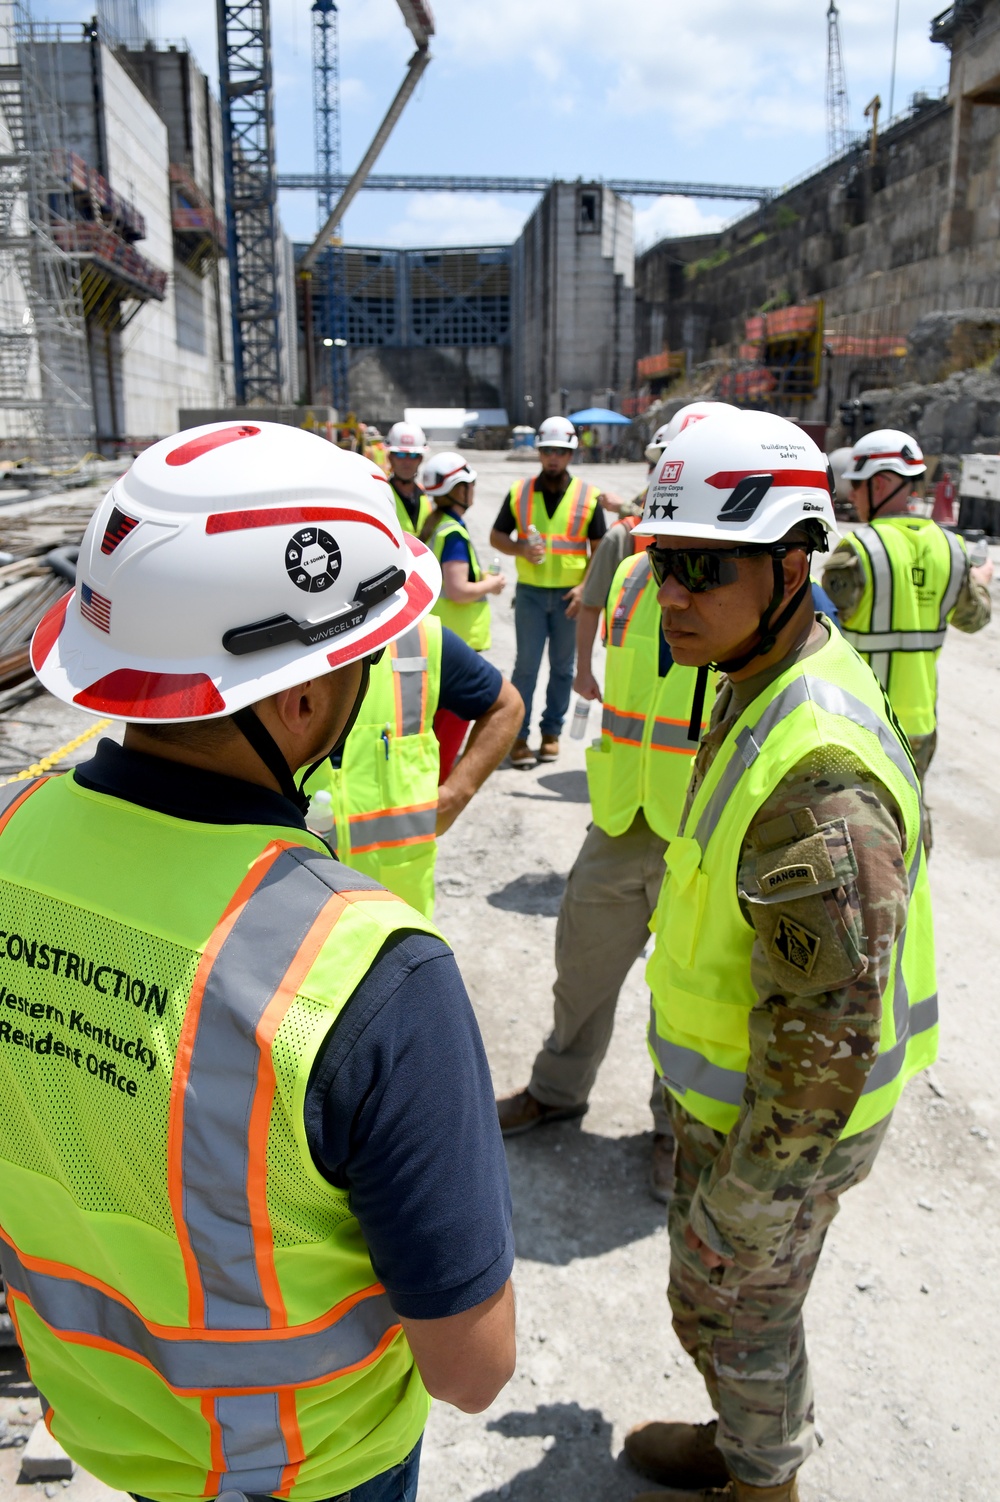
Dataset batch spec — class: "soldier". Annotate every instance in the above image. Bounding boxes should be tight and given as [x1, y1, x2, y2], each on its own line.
[625, 411, 937, 1502]
[822, 428, 992, 845]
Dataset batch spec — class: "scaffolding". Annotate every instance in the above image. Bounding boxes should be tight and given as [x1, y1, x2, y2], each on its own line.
[0, 0, 94, 461]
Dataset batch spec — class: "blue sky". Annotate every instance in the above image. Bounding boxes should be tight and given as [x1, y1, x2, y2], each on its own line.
[49, 0, 952, 249]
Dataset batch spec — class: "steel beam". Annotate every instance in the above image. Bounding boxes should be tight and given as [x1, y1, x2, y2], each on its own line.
[278, 172, 772, 202]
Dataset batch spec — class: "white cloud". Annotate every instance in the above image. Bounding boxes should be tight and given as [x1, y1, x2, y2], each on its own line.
[378, 192, 532, 248]
[633, 196, 728, 252]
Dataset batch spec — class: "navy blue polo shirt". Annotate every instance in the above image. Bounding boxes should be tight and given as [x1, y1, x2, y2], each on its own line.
[73, 740, 514, 1322]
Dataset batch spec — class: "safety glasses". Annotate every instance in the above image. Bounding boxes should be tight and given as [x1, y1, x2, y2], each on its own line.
[646, 543, 786, 594]
[391, 451, 424, 461]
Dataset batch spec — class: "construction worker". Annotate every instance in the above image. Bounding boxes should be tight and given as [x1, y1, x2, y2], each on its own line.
[489, 414, 611, 767]
[3, 423, 515, 1502]
[305, 612, 521, 918]
[625, 411, 936, 1502]
[496, 406, 732, 1200]
[386, 420, 433, 534]
[421, 451, 509, 779]
[822, 428, 992, 842]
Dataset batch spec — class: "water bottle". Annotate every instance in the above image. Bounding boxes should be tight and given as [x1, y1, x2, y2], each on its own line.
[307, 788, 335, 836]
[967, 533, 989, 567]
[525, 524, 543, 561]
[569, 697, 591, 740]
[488, 555, 502, 574]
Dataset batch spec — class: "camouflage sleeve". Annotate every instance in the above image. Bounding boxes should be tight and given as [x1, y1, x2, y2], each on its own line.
[821, 543, 865, 620]
[687, 756, 910, 1271]
[947, 560, 992, 634]
[580, 523, 633, 610]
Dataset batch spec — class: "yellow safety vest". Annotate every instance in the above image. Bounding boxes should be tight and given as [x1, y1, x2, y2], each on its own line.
[646, 625, 937, 1138]
[839, 518, 968, 739]
[585, 554, 711, 841]
[307, 618, 442, 919]
[0, 772, 439, 1502]
[512, 475, 600, 588]
[427, 511, 491, 651]
[390, 481, 432, 537]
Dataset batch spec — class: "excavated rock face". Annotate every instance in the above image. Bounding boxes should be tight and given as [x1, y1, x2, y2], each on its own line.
[905, 310, 1000, 386]
[849, 359, 1000, 474]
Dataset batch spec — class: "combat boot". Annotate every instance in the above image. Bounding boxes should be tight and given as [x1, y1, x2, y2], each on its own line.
[623, 1419, 729, 1489]
[631, 1477, 800, 1502]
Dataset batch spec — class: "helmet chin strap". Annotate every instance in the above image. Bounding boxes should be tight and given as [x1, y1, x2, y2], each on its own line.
[712, 554, 812, 676]
[867, 475, 911, 520]
[232, 657, 375, 817]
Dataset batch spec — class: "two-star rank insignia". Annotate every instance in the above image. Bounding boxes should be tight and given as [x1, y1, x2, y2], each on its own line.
[771, 914, 821, 975]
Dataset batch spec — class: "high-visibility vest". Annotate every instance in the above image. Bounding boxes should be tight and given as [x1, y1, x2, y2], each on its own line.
[512, 475, 600, 588]
[427, 511, 491, 651]
[646, 625, 937, 1138]
[839, 518, 968, 739]
[586, 554, 711, 841]
[0, 772, 439, 1500]
[390, 480, 432, 537]
[308, 618, 442, 919]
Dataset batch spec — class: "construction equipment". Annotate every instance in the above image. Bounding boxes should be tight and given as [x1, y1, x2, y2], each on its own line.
[300, 0, 435, 405]
[826, 0, 850, 158]
[864, 93, 882, 164]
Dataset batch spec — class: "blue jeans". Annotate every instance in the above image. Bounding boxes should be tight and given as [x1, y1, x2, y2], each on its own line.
[512, 583, 577, 739]
[132, 1439, 422, 1502]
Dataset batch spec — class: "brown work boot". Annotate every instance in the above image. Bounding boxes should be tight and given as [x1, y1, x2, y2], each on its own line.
[649, 1131, 674, 1204]
[631, 1482, 799, 1502]
[496, 1088, 587, 1137]
[538, 734, 559, 762]
[624, 1419, 729, 1490]
[509, 738, 536, 769]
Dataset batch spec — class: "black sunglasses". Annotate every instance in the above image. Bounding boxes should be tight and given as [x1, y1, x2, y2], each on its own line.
[645, 542, 798, 594]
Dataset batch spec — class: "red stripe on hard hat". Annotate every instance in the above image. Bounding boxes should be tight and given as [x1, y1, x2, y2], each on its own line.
[705, 468, 826, 489]
[206, 506, 398, 545]
[325, 562, 434, 671]
[166, 426, 260, 466]
[429, 462, 468, 489]
[30, 590, 72, 671]
[861, 451, 923, 464]
[73, 669, 226, 718]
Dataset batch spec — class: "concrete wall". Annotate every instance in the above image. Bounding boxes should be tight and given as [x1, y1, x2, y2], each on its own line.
[511, 182, 635, 423]
[634, 1, 1000, 420]
[347, 345, 507, 427]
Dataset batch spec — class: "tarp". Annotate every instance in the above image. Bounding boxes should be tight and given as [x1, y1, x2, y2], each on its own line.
[568, 407, 632, 426]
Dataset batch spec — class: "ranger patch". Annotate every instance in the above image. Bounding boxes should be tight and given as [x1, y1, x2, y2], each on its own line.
[771, 915, 821, 975]
[759, 863, 816, 896]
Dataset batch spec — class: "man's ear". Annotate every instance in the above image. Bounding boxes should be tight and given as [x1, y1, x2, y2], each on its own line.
[782, 547, 811, 605]
[269, 680, 319, 738]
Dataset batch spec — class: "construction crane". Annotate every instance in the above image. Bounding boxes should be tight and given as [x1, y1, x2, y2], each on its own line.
[217, 0, 283, 405]
[311, 0, 348, 412]
[300, 0, 434, 405]
[826, 0, 850, 159]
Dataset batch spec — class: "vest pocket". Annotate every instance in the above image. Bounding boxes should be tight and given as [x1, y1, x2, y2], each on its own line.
[662, 837, 707, 968]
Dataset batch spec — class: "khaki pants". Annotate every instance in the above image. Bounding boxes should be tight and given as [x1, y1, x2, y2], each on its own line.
[668, 1101, 891, 1486]
[529, 811, 671, 1134]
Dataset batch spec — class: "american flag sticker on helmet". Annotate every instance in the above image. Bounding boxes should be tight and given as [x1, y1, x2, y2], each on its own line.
[80, 582, 112, 633]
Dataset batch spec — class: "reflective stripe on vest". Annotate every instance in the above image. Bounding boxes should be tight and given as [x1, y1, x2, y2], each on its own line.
[843, 523, 966, 687]
[649, 670, 936, 1111]
[391, 628, 427, 736]
[512, 477, 599, 585]
[609, 556, 649, 647]
[348, 803, 438, 853]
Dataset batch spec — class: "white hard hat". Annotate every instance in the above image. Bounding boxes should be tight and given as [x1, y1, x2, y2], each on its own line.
[535, 415, 578, 451]
[423, 451, 477, 497]
[31, 421, 441, 722]
[643, 401, 739, 465]
[386, 421, 427, 455]
[634, 410, 838, 545]
[841, 429, 926, 484]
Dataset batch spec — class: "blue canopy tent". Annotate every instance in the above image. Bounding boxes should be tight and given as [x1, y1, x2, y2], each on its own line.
[568, 407, 632, 425]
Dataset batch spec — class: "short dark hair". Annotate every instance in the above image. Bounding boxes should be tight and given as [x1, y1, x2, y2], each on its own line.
[134, 716, 239, 753]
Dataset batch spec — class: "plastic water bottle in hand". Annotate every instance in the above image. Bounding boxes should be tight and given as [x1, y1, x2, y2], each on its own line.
[569, 697, 591, 740]
[488, 555, 502, 575]
[307, 788, 335, 836]
[525, 525, 544, 562]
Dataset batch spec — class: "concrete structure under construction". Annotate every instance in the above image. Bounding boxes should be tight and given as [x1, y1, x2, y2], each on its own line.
[296, 181, 636, 426]
[632, 0, 1000, 430]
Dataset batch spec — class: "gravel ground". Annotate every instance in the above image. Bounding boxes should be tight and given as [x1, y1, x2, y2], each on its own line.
[1, 452, 997, 1501]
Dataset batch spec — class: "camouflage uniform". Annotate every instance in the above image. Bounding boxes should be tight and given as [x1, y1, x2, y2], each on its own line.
[665, 623, 912, 1488]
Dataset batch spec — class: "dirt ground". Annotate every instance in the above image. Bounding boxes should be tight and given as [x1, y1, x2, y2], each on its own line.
[0, 451, 997, 1502]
